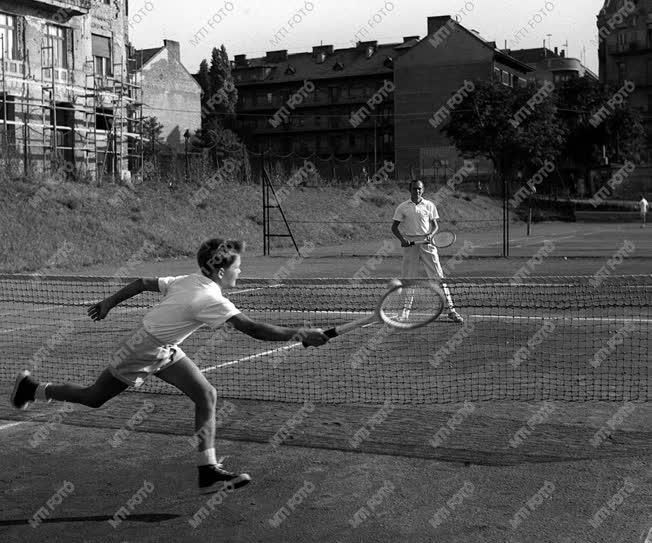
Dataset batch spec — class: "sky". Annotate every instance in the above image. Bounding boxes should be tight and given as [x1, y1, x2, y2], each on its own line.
[128, 0, 606, 75]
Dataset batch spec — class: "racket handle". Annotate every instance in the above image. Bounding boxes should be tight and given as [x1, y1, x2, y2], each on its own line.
[302, 327, 338, 348]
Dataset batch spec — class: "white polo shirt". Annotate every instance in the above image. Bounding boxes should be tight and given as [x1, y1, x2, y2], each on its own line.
[639, 198, 649, 213]
[142, 273, 241, 345]
[392, 198, 439, 236]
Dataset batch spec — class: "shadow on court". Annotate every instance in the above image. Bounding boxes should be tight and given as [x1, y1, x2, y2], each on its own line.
[0, 513, 180, 526]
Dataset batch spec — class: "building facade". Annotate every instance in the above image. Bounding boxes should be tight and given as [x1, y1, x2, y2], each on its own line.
[507, 47, 598, 85]
[231, 40, 410, 178]
[133, 39, 201, 150]
[597, 0, 652, 154]
[230, 15, 532, 181]
[0, 0, 142, 180]
[393, 16, 532, 180]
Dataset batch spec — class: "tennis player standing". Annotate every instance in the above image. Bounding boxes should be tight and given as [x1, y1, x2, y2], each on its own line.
[391, 180, 463, 323]
[638, 194, 648, 228]
[11, 238, 329, 490]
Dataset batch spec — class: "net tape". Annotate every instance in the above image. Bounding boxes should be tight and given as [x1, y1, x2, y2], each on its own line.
[0, 274, 649, 403]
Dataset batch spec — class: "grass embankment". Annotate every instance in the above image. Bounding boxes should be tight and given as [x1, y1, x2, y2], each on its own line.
[1, 178, 511, 273]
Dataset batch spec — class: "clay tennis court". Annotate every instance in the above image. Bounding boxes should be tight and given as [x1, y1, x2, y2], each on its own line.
[0, 226, 650, 543]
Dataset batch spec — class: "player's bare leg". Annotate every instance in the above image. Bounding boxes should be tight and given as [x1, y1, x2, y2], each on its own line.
[11, 369, 128, 409]
[156, 357, 251, 490]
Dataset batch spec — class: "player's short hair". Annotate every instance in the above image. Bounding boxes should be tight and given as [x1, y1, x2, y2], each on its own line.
[197, 238, 245, 277]
[410, 179, 424, 188]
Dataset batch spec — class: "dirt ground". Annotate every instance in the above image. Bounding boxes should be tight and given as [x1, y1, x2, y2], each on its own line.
[0, 392, 650, 543]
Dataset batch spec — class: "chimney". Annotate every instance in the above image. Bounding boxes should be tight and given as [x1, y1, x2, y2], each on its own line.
[427, 15, 453, 36]
[234, 54, 248, 67]
[266, 50, 288, 63]
[554, 46, 558, 56]
[561, 49, 565, 57]
[312, 44, 333, 64]
[357, 40, 378, 58]
[164, 40, 180, 62]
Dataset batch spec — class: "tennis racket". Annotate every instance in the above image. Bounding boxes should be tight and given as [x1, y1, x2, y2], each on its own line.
[410, 231, 456, 248]
[303, 279, 445, 346]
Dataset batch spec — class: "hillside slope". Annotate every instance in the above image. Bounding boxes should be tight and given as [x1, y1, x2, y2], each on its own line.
[1, 179, 512, 273]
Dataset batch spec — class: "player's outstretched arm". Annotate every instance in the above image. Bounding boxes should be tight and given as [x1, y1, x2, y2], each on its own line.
[88, 278, 160, 321]
[227, 313, 329, 346]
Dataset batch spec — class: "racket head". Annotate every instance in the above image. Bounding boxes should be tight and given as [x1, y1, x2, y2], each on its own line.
[433, 231, 456, 248]
[376, 280, 446, 330]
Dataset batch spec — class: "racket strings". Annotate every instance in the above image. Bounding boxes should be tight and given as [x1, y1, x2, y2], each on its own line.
[380, 285, 444, 328]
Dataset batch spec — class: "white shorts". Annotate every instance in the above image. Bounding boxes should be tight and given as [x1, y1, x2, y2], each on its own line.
[108, 327, 187, 388]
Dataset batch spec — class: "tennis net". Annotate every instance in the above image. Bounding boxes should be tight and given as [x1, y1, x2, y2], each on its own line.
[0, 274, 649, 403]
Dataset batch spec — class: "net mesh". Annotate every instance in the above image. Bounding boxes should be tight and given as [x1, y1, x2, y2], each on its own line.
[0, 274, 649, 404]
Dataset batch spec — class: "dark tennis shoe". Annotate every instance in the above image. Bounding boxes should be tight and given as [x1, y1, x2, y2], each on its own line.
[11, 370, 38, 410]
[198, 463, 251, 490]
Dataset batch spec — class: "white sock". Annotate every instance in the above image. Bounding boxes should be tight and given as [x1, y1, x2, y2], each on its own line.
[35, 383, 52, 403]
[198, 447, 217, 466]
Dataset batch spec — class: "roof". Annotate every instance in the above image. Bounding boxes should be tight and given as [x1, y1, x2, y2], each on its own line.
[230, 42, 414, 85]
[130, 47, 164, 71]
[507, 48, 560, 65]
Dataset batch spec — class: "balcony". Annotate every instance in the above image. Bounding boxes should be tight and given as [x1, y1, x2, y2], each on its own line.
[24, 0, 91, 15]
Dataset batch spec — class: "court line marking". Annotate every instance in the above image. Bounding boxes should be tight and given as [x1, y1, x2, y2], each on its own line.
[0, 421, 26, 431]
[469, 314, 652, 323]
[200, 342, 303, 373]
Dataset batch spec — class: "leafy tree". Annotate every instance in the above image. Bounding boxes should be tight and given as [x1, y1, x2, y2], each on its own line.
[556, 76, 645, 168]
[142, 116, 165, 157]
[443, 80, 567, 188]
[196, 45, 240, 167]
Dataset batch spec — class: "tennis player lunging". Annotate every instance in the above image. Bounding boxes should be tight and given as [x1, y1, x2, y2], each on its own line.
[11, 238, 329, 490]
[391, 180, 463, 323]
[638, 194, 648, 228]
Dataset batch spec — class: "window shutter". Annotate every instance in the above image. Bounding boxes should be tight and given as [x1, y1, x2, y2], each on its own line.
[92, 34, 111, 58]
[16, 17, 25, 60]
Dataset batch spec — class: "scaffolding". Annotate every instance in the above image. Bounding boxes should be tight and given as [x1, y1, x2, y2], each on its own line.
[0, 34, 143, 183]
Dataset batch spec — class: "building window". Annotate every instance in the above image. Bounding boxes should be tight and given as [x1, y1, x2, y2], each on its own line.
[618, 62, 626, 85]
[0, 13, 17, 60]
[96, 107, 113, 130]
[266, 92, 273, 105]
[46, 25, 70, 69]
[92, 34, 112, 76]
[0, 93, 16, 145]
[493, 66, 501, 82]
[329, 87, 341, 102]
[617, 32, 627, 52]
[502, 70, 511, 86]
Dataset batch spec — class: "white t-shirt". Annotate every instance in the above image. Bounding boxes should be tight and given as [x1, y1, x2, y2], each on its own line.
[392, 199, 439, 236]
[639, 198, 649, 213]
[142, 273, 240, 345]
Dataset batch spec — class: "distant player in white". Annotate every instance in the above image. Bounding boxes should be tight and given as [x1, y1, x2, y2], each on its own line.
[638, 194, 648, 228]
[391, 180, 463, 323]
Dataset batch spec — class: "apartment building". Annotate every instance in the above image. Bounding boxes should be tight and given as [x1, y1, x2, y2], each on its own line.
[507, 47, 598, 85]
[0, 0, 141, 179]
[132, 39, 201, 150]
[230, 15, 532, 180]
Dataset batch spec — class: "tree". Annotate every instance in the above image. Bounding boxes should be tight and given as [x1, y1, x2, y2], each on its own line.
[443, 80, 567, 188]
[196, 45, 240, 167]
[142, 116, 165, 157]
[556, 76, 645, 168]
